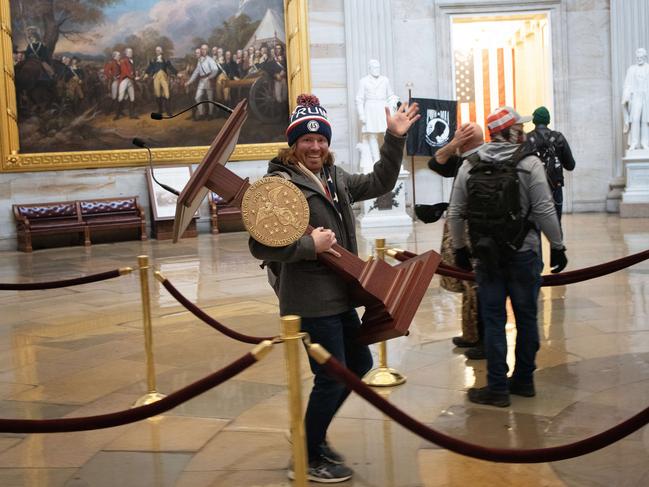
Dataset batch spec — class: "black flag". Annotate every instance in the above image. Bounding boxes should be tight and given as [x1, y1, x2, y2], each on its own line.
[406, 98, 457, 156]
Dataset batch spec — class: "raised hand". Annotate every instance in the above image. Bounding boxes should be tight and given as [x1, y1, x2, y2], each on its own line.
[385, 101, 421, 136]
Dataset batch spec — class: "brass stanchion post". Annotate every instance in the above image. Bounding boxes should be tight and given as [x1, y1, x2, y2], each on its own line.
[133, 255, 166, 407]
[281, 315, 308, 486]
[362, 239, 407, 387]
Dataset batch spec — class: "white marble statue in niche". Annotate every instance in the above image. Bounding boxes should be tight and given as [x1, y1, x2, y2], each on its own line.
[356, 59, 396, 168]
[622, 47, 649, 151]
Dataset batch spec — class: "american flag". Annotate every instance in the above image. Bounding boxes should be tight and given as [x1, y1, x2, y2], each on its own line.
[454, 47, 516, 139]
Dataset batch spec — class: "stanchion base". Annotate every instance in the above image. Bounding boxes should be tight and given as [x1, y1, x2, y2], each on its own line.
[132, 391, 167, 408]
[362, 367, 406, 387]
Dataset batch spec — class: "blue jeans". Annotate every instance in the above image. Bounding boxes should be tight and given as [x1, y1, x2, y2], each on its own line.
[476, 250, 543, 393]
[301, 309, 373, 460]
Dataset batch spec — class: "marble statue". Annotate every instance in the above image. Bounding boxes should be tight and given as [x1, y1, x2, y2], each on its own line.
[622, 47, 649, 151]
[356, 59, 395, 167]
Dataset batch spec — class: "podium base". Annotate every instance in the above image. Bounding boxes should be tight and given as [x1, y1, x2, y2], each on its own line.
[132, 391, 166, 408]
[362, 367, 406, 387]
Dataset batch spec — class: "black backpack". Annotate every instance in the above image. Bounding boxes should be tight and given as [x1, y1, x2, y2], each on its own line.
[465, 148, 533, 269]
[527, 131, 563, 189]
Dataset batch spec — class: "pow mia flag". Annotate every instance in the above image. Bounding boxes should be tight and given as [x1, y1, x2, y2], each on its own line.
[406, 98, 457, 156]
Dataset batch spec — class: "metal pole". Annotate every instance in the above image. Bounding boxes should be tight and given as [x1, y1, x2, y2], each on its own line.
[282, 315, 308, 486]
[133, 255, 166, 407]
[408, 87, 417, 214]
[362, 239, 407, 387]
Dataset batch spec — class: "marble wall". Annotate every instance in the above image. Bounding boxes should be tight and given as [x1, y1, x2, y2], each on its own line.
[0, 0, 618, 250]
[564, 0, 613, 212]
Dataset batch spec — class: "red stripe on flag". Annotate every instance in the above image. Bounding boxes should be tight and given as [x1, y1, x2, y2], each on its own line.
[497, 48, 506, 107]
[469, 101, 476, 123]
[482, 49, 491, 139]
[512, 49, 516, 107]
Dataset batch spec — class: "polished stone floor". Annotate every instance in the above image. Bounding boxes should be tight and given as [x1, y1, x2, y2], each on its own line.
[0, 213, 647, 486]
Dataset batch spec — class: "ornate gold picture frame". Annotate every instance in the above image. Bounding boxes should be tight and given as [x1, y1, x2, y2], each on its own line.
[0, 0, 311, 172]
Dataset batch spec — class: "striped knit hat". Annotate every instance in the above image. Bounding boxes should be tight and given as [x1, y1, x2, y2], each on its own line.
[486, 106, 532, 135]
[286, 94, 332, 146]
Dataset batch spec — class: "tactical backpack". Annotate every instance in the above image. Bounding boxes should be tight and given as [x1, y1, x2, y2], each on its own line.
[527, 131, 563, 189]
[465, 149, 532, 269]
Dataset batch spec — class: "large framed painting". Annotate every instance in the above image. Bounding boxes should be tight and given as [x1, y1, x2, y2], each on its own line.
[0, 0, 311, 172]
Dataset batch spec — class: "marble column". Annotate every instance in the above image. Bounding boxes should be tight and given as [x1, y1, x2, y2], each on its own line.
[610, 0, 649, 216]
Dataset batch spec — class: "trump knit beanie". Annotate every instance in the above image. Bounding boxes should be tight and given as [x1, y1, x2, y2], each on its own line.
[286, 94, 332, 146]
[532, 106, 551, 126]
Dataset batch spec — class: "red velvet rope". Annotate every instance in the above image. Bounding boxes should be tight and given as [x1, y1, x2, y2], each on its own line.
[160, 278, 274, 344]
[392, 249, 649, 286]
[320, 354, 649, 463]
[0, 269, 123, 291]
[0, 352, 257, 433]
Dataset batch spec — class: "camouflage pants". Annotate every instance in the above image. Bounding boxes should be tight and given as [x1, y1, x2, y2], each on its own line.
[440, 221, 479, 342]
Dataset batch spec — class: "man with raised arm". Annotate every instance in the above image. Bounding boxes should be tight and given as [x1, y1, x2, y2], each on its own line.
[250, 93, 419, 483]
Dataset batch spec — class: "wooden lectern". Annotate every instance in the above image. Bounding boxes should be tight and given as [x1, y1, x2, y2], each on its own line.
[173, 100, 441, 344]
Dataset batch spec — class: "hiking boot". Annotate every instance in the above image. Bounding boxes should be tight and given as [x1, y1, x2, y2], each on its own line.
[319, 441, 344, 464]
[288, 456, 353, 483]
[452, 336, 479, 348]
[508, 378, 536, 397]
[464, 344, 486, 360]
[467, 387, 510, 407]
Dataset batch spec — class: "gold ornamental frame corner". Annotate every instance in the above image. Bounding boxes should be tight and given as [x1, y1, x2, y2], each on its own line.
[0, 0, 311, 173]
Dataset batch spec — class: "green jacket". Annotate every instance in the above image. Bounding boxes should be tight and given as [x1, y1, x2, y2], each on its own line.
[249, 131, 406, 317]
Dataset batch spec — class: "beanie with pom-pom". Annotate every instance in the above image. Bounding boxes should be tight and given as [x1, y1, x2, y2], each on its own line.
[286, 94, 332, 146]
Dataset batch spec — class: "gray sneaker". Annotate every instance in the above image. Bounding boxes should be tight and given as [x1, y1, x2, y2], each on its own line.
[288, 456, 353, 483]
[319, 441, 344, 464]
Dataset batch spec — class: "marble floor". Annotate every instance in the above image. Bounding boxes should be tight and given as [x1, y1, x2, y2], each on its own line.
[0, 213, 647, 487]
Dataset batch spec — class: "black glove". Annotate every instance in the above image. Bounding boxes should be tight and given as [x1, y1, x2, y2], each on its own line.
[454, 247, 473, 271]
[414, 203, 448, 224]
[550, 247, 567, 274]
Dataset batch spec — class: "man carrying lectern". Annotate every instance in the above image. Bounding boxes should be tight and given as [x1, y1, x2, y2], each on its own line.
[249, 93, 419, 483]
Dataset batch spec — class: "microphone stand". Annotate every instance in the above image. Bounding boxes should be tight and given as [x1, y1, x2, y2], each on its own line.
[151, 100, 233, 120]
[132, 138, 180, 196]
[136, 101, 233, 195]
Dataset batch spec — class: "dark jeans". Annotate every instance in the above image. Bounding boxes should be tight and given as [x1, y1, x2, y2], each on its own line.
[476, 250, 543, 393]
[301, 309, 373, 460]
[476, 296, 484, 342]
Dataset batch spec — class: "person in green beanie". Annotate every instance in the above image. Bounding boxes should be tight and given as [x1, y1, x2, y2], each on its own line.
[525, 106, 576, 221]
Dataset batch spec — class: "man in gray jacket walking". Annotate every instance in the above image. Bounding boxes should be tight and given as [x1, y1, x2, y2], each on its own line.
[250, 93, 419, 483]
[447, 106, 568, 408]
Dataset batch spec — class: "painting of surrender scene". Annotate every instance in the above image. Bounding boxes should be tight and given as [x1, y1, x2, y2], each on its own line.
[10, 0, 288, 153]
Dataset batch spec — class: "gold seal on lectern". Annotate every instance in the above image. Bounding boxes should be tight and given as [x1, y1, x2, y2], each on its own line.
[241, 177, 309, 247]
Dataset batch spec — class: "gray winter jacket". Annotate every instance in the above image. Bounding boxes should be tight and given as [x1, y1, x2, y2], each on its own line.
[447, 141, 564, 254]
[249, 131, 406, 317]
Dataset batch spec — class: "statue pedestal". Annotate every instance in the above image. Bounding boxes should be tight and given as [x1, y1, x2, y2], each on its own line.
[606, 176, 626, 213]
[620, 150, 649, 217]
[358, 168, 413, 233]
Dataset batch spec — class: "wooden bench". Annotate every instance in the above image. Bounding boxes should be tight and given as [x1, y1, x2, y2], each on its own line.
[209, 192, 245, 234]
[13, 201, 90, 252]
[79, 196, 147, 242]
[13, 196, 147, 252]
